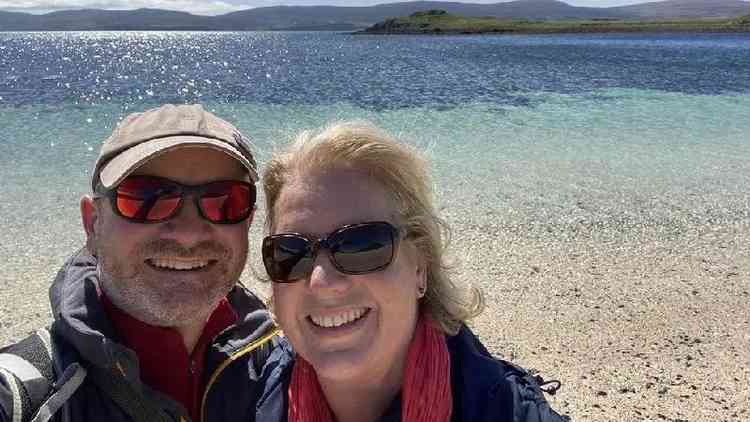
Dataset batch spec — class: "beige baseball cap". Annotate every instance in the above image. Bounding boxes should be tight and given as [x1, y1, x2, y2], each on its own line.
[92, 104, 258, 191]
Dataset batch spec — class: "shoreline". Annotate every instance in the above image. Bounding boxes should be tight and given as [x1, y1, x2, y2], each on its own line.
[356, 27, 750, 35]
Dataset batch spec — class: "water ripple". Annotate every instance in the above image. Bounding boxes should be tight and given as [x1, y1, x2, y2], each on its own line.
[1, 32, 749, 110]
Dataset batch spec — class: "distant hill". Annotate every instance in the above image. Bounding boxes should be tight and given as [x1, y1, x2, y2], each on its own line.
[202, 1, 626, 31]
[1, 0, 750, 31]
[0, 8, 213, 30]
[611, 0, 750, 19]
[360, 8, 750, 34]
[0, 11, 39, 30]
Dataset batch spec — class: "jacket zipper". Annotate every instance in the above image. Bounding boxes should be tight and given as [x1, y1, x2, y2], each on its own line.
[199, 327, 281, 422]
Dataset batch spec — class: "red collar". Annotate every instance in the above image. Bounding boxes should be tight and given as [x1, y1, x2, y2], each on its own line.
[100, 292, 238, 421]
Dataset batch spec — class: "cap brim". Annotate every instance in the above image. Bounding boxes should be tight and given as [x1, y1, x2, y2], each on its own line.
[98, 136, 258, 189]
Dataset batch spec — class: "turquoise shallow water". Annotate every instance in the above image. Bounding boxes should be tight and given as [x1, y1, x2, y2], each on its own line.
[0, 32, 749, 290]
[1, 90, 748, 271]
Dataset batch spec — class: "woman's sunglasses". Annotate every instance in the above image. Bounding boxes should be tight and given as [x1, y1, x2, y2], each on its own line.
[262, 221, 401, 283]
[97, 175, 256, 224]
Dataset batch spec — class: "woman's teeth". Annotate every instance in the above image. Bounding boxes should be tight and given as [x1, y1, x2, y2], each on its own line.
[149, 258, 210, 271]
[310, 308, 369, 328]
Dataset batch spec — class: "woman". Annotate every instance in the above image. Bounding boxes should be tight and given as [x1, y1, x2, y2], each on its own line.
[259, 121, 567, 422]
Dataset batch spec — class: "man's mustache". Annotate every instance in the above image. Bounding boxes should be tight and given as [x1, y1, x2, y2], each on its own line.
[141, 239, 229, 259]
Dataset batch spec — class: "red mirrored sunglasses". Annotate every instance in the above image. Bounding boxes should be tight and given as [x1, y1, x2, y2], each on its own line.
[96, 175, 256, 224]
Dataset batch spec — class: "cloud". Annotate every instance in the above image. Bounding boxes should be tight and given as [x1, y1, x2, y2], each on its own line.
[0, 0, 250, 15]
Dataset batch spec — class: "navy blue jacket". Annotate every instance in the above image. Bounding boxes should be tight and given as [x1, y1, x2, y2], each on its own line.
[443, 326, 568, 422]
[0, 249, 286, 422]
[252, 326, 568, 422]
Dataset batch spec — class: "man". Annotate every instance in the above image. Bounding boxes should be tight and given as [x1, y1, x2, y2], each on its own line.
[0, 104, 286, 422]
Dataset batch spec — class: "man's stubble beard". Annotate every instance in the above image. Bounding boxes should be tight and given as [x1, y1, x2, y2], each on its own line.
[96, 238, 246, 328]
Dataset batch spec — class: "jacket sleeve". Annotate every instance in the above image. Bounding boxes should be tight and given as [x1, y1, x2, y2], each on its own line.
[0, 370, 14, 422]
[507, 371, 570, 422]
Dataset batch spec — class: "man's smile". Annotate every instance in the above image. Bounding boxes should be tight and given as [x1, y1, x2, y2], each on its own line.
[145, 257, 217, 272]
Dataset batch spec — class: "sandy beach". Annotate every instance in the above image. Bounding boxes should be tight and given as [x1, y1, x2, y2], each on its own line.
[2, 207, 747, 422]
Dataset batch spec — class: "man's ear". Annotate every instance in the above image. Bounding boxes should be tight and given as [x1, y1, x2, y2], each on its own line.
[80, 195, 98, 255]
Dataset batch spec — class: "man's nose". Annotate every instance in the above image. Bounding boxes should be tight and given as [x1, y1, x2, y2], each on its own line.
[160, 196, 213, 246]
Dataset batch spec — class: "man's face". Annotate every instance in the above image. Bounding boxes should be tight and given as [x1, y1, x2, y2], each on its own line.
[83, 147, 253, 327]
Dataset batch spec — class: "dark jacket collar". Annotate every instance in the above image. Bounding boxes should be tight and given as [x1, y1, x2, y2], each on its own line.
[277, 325, 516, 422]
[48, 248, 272, 378]
[49, 248, 122, 370]
[262, 325, 562, 422]
[373, 325, 516, 422]
[446, 325, 515, 422]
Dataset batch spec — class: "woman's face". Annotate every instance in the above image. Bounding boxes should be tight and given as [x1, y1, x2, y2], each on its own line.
[271, 167, 424, 385]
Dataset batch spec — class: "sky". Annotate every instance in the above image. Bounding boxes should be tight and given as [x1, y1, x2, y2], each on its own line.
[0, 0, 670, 16]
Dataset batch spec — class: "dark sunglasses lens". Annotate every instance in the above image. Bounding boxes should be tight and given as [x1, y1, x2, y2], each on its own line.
[263, 236, 314, 282]
[330, 223, 395, 274]
[116, 177, 181, 222]
[199, 181, 255, 223]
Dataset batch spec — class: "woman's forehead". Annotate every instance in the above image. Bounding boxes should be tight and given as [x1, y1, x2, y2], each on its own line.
[273, 169, 399, 235]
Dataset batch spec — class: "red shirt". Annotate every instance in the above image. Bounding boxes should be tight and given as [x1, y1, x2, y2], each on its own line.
[101, 293, 238, 422]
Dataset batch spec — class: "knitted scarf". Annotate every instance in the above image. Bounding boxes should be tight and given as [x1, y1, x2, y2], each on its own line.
[288, 314, 452, 422]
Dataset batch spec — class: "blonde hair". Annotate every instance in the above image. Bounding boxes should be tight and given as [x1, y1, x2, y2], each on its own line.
[263, 121, 484, 335]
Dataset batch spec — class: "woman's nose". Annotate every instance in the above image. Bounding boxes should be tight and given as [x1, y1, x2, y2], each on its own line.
[307, 252, 352, 296]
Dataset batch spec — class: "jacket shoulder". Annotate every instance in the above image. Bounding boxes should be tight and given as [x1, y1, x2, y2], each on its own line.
[447, 326, 569, 422]
[0, 328, 56, 422]
[501, 362, 569, 422]
[0, 369, 13, 422]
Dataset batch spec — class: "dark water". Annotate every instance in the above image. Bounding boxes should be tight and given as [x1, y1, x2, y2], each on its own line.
[1, 32, 749, 110]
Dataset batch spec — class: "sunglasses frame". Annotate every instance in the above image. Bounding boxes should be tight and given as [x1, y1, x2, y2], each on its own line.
[95, 175, 257, 224]
[262, 221, 402, 283]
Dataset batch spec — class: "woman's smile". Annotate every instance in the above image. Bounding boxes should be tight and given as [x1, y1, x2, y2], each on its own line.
[308, 307, 371, 328]
[304, 306, 374, 344]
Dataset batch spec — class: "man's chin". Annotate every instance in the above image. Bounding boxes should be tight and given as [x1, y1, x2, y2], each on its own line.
[111, 293, 214, 327]
[100, 274, 235, 327]
[135, 306, 211, 328]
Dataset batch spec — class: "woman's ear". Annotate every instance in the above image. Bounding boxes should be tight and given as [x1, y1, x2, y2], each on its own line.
[416, 264, 427, 298]
[80, 195, 98, 255]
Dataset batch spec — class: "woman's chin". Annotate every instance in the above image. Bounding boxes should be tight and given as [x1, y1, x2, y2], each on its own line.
[308, 350, 374, 383]
[300, 311, 384, 381]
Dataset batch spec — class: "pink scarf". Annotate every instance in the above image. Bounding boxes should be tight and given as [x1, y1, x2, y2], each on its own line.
[288, 314, 452, 422]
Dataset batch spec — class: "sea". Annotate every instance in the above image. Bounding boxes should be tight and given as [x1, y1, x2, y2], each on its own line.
[1, 31, 749, 295]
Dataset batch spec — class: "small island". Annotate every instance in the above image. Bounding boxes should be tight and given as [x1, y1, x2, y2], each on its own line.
[359, 9, 750, 35]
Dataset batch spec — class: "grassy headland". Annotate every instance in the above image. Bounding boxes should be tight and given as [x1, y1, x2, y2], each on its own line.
[359, 10, 750, 35]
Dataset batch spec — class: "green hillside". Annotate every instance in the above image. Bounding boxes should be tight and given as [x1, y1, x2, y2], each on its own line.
[360, 10, 750, 34]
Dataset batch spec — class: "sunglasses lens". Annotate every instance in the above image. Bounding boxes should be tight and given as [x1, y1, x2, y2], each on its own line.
[263, 236, 313, 282]
[113, 177, 255, 224]
[199, 181, 255, 223]
[115, 177, 181, 222]
[263, 222, 398, 283]
[330, 223, 395, 274]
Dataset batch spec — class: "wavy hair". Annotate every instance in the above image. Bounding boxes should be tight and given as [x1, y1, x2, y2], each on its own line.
[262, 121, 484, 335]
